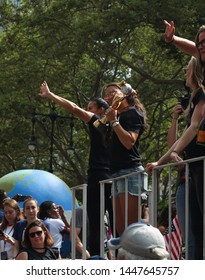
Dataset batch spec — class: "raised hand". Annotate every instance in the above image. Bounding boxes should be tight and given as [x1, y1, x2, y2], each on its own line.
[164, 20, 175, 43]
[39, 81, 51, 98]
[173, 102, 183, 119]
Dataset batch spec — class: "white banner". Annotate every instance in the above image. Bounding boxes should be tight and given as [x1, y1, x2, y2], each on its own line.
[0, 260, 203, 280]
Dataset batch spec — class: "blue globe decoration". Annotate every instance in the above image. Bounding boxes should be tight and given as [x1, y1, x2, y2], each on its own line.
[0, 169, 79, 258]
[0, 169, 78, 211]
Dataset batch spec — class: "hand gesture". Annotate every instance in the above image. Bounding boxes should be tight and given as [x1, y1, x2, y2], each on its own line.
[173, 103, 183, 119]
[164, 20, 175, 43]
[105, 106, 118, 123]
[39, 81, 51, 98]
[57, 205, 64, 216]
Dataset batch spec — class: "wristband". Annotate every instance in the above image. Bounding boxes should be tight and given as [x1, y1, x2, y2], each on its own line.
[111, 120, 120, 127]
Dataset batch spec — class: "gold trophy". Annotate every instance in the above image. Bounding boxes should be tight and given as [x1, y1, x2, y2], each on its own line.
[93, 94, 125, 129]
[93, 81, 132, 133]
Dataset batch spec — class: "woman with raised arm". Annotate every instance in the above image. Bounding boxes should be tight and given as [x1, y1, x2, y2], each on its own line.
[39, 81, 113, 257]
[164, 20, 205, 80]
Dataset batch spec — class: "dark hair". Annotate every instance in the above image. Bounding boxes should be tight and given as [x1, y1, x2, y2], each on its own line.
[103, 81, 148, 130]
[0, 189, 7, 202]
[38, 200, 54, 220]
[23, 219, 54, 248]
[90, 97, 109, 110]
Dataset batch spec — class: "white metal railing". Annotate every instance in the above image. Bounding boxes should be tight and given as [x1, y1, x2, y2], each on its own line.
[99, 170, 149, 258]
[70, 156, 205, 260]
[151, 155, 205, 260]
[71, 183, 87, 260]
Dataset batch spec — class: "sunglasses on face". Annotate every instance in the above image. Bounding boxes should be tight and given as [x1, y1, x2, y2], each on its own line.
[29, 230, 43, 238]
[196, 39, 205, 49]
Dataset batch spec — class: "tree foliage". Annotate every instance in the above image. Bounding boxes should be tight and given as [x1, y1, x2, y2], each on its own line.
[0, 0, 204, 189]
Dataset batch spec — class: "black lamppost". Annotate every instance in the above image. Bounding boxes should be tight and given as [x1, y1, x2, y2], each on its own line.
[28, 105, 75, 173]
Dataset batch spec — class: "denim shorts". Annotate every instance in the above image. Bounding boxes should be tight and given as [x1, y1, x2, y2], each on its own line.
[111, 166, 148, 196]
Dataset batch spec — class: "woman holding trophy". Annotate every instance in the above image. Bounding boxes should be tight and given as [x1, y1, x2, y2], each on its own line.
[102, 81, 148, 236]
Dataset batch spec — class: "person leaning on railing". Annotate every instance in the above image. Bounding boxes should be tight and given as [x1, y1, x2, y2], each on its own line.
[146, 54, 205, 260]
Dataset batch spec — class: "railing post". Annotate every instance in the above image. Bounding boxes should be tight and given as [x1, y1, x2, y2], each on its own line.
[71, 183, 87, 260]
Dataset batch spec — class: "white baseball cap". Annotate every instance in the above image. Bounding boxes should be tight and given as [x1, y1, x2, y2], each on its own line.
[108, 222, 168, 260]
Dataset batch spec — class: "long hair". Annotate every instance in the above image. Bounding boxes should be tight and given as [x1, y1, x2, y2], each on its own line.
[194, 25, 205, 82]
[23, 219, 54, 248]
[0, 198, 24, 230]
[184, 56, 205, 120]
[38, 200, 54, 220]
[104, 81, 148, 130]
[128, 89, 148, 131]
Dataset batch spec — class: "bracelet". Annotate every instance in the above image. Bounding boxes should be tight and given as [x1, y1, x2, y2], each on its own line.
[111, 120, 120, 127]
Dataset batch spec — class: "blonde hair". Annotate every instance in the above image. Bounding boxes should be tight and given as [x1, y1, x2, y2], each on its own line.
[195, 25, 205, 83]
[184, 56, 205, 120]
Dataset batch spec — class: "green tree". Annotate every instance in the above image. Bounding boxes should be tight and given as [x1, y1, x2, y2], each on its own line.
[0, 0, 204, 192]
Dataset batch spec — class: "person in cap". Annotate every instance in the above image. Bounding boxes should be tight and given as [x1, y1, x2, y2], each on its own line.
[107, 222, 169, 260]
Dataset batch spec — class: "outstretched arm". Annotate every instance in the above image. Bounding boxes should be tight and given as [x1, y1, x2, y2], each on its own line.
[145, 144, 177, 174]
[164, 20, 199, 58]
[146, 99, 205, 174]
[39, 81, 93, 123]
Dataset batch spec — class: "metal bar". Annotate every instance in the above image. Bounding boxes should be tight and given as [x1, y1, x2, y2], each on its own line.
[100, 181, 105, 257]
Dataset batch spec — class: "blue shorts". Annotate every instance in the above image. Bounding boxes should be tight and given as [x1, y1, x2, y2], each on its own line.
[111, 166, 148, 196]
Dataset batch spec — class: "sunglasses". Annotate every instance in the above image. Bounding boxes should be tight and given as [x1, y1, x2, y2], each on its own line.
[29, 230, 43, 238]
[196, 39, 205, 49]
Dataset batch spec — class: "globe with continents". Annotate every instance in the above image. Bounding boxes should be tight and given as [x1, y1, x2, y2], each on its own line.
[0, 169, 78, 213]
[0, 169, 79, 257]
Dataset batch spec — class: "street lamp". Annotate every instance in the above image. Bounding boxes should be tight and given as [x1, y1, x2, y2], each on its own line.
[28, 111, 37, 151]
[28, 104, 75, 173]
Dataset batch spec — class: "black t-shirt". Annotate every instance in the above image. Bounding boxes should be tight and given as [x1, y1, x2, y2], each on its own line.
[185, 89, 205, 162]
[87, 115, 111, 172]
[18, 247, 59, 260]
[110, 107, 145, 172]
